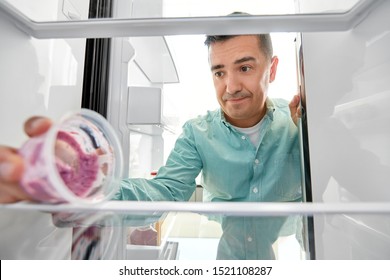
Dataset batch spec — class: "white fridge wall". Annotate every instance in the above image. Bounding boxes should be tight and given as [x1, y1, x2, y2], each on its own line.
[0, 3, 86, 259]
[302, 0, 390, 259]
[0, 11, 86, 146]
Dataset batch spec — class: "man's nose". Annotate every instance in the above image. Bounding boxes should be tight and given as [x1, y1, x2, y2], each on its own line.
[226, 74, 242, 95]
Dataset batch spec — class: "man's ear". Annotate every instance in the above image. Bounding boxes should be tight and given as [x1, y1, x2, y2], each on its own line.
[269, 56, 279, 83]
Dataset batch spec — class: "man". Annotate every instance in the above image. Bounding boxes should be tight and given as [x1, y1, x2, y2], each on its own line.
[0, 34, 302, 259]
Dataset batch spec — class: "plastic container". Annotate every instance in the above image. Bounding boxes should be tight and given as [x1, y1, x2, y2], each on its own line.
[19, 109, 123, 204]
[52, 212, 121, 259]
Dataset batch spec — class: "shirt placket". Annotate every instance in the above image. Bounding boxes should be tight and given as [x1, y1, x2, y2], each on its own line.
[230, 128, 261, 202]
[245, 117, 271, 258]
[250, 157, 261, 201]
[244, 217, 257, 259]
[251, 116, 271, 202]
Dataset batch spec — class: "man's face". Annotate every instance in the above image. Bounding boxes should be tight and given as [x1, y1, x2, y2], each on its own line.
[208, 35, 278, 128]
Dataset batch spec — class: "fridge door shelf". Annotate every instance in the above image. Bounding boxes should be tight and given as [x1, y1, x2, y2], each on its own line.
[127, 86, 178, 135]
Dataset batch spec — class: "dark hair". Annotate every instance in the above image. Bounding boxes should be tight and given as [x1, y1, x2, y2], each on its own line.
[204, 12, 273, 61]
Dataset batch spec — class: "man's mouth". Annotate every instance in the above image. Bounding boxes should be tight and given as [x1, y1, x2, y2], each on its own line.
[222, 92, 251, 102]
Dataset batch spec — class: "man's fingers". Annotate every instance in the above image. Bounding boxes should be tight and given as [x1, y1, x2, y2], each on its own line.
[0, 183, 32, 203]
[0, 147, 31, 203]
[24, 117, 52, 137]
[0, 147, 24, 183]
[0, 116, 51, 204]
[289, 94, 300, 109]
[289, 94, 302, 126]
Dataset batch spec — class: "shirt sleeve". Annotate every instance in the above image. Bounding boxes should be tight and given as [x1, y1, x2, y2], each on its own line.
[114, 121, 203, 201]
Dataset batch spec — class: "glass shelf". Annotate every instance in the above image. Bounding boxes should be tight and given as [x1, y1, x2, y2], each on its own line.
[1, 201, 390, 260]
[0, 0, 367, 22]
[2, 200, 390, 215]
[0, 0, 382, 38]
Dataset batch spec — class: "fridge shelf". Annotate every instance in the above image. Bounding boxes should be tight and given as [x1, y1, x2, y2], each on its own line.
[2, 200, 390, 216]
[0, 0, 383, 38]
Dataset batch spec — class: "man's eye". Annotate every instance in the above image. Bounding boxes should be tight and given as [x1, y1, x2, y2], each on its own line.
[214, 71, 224, 77]
[241, 66, 251, 72]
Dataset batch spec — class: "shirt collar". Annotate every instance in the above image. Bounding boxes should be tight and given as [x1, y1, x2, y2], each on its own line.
[220, 97, 275, 128]
[265, 98, 275, 121]
[220, 109, 232, 130]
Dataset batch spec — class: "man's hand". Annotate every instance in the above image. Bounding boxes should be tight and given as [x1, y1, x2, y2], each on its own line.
[289, 94, 302, 126]
[0, 117, 52, 203]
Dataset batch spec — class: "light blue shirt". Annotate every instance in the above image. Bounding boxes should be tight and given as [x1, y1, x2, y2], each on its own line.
[115, 98, 303, 259]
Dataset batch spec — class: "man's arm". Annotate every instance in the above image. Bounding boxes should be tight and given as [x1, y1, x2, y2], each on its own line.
[115, 122, 202, 202]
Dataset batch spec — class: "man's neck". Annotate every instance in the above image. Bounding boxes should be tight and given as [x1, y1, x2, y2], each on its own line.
[224, 107, 267, 128]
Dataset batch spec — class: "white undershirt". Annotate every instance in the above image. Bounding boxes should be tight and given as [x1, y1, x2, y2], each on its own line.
[231, 118, 265, 147]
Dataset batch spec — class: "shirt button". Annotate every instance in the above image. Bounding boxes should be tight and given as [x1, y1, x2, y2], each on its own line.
[254, 159, 259, 164]
[241, 136, 246, 140]
[247, 236, 253, 242]
[253, 187, 258, 194]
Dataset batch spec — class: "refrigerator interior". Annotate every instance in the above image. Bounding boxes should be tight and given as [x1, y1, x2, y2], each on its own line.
[0, 0, 389, 260]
